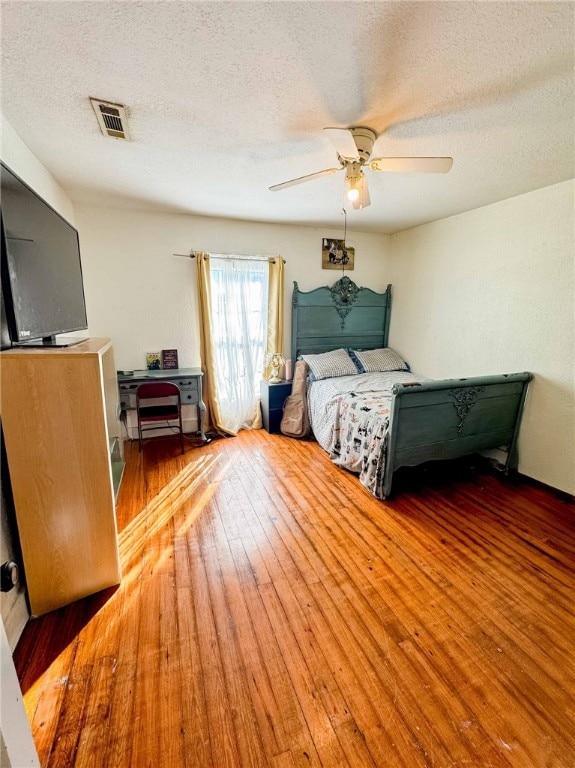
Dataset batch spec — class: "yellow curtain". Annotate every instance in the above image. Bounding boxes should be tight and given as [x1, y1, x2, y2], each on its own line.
[196, 251, 228, 435]
[196, 253, 284, 436]
[264, 257, 285, 381]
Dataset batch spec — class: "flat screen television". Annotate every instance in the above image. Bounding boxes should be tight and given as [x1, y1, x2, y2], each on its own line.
[1, 162, 88, 348]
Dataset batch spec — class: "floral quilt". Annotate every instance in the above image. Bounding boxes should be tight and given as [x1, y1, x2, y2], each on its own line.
[307, 371, 420, 499]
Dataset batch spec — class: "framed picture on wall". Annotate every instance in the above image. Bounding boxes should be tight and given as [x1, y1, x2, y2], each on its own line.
[322, 238, 355, 270]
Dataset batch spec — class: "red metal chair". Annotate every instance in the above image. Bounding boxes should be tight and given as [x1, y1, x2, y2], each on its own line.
[135, 381, 184, 453]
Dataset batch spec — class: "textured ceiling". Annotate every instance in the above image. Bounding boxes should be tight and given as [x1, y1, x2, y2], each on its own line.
[1, 1, 573, 234]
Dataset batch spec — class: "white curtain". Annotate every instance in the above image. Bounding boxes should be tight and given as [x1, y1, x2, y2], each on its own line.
[208, 256, 269, 434]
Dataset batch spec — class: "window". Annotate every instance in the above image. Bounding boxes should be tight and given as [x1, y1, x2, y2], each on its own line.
[209, 257, 269, 433]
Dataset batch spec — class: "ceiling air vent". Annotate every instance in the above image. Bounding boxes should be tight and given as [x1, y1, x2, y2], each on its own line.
[90, 98, 131, 141]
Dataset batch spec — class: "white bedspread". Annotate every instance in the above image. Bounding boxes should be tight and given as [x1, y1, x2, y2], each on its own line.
[308, 371, 420, 498]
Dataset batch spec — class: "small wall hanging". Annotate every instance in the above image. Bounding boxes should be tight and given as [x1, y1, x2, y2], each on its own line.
[321, 238, 355, 271]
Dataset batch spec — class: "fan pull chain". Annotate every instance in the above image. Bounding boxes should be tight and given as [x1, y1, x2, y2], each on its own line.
[341, 207, 347, 276]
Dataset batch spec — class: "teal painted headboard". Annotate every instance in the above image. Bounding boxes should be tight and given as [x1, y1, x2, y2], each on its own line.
[291, 277, 392, 361]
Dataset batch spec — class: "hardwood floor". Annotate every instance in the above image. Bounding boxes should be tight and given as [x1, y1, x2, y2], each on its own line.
[14, 430, 575, 768]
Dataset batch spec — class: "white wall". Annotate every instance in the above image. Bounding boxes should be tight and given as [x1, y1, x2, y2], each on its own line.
[74, 204, 392, 371]
[1, 116, 75, 226]
[388, 180, 575, 495]
[0, 620, 40, 767]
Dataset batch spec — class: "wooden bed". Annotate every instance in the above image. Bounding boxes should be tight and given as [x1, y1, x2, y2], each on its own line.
[292, 277, 532, 498]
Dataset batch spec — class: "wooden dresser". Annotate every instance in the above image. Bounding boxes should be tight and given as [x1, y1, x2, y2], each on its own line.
[0, 338, 123, 616]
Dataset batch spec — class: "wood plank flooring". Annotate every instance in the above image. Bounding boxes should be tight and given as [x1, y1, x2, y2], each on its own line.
[14, 430, 575, 768]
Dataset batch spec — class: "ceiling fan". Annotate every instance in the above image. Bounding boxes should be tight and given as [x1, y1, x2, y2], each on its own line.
[269, 127, 453, 209]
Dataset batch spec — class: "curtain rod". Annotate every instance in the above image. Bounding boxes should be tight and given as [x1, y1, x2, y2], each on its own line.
[172, 250, 285, 264]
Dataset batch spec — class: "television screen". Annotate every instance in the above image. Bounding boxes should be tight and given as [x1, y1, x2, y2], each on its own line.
[1, 163, 88, 347]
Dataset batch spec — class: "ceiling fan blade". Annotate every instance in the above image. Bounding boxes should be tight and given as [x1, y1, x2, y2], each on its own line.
[323, 128, 360, 160]
[269, 167, 341, 192]
[359, 171, 371, 208]
[369, 157, 453, 173]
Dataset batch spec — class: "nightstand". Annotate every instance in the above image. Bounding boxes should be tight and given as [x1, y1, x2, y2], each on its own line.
[260, 380, 292, 433]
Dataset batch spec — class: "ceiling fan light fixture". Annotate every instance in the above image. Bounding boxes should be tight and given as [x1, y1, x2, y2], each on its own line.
[346, 181, 360, 202]
[345, 164, 361, 202]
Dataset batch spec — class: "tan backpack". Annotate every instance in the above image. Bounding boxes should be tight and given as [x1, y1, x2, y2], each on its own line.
[280, 360, 311, 438]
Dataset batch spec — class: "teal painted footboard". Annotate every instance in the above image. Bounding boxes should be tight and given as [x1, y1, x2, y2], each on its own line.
[382, 372, 533, 498]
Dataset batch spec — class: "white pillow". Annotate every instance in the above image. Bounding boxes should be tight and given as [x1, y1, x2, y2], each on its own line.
[301, 348, 358, 380]
[350, 347, 409, 373]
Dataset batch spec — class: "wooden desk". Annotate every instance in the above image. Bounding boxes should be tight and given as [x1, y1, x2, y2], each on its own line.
[118, 368, 208, 442]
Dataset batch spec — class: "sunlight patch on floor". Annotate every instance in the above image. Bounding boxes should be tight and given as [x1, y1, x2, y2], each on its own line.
[23, 453, 236, 717]
[118, 453, 222, 571]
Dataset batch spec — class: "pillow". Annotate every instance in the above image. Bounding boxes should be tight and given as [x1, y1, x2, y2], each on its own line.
[301, 348, 358, 380]
[349, 347, 410, 374]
